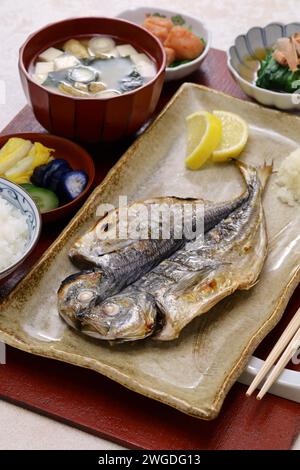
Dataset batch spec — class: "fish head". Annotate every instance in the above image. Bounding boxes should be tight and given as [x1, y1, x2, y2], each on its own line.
[78, 290, 158, 342]
[57, 270, 104, 329]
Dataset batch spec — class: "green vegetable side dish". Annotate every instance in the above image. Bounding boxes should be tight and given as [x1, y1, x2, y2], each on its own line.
[256, 51, 300, 93]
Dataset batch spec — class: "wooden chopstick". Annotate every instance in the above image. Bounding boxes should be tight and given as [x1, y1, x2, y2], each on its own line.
[257, 325, 300, 400]
[246, 306, 300, 397]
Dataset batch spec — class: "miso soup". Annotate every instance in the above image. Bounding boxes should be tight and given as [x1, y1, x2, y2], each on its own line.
[31, 36, 157, 98]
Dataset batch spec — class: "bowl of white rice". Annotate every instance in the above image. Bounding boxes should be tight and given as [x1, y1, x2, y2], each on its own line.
[0, 177, 41, 280]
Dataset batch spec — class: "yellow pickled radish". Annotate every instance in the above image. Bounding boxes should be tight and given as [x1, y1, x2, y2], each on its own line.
[185, 111, 222, 170]
[8, 172, 32, 184]
[5, 155, 34, 178]
[0, 138, 32, 174]
[28, 142, 54, 168]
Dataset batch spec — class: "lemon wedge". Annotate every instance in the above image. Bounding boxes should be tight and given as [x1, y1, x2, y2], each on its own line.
[185, 111, 222, 170]
[211, 111, 248, 161]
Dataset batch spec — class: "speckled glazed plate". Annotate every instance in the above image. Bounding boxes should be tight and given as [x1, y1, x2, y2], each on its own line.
[1, 83, 300, 420]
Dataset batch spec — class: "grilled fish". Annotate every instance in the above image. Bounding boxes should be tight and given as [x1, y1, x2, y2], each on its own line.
[58, 162, 271, 342]
[59, 169, 251, 316]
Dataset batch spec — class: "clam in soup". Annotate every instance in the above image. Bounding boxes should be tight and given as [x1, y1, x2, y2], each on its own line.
[31, 36, 157, 98]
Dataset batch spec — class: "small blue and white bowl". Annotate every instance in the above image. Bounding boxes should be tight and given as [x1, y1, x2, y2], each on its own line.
[0, 177, 41, 280]
[228, 22, 300, 110]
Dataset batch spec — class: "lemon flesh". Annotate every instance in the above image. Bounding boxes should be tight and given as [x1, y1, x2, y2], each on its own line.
[211, 110, 248, 162]
[185, 111, 222, 170]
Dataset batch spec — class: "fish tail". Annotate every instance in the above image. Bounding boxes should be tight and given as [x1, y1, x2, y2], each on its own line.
[256, 162, 273, 189]
[235, 160, 272, 191]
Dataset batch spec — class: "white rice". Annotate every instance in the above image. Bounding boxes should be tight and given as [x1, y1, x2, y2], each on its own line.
[0, 195, 29, 271]
[276, 148, 300, 206]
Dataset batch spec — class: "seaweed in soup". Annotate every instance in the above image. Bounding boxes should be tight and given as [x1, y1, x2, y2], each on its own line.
[119, 70, 144, 92]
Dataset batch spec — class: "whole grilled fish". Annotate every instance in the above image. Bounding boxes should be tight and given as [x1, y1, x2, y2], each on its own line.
[59, 162, 271, 342]
[59, 168, 251, 315]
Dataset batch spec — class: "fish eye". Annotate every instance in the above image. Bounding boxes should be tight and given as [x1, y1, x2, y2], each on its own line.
[77, 290, 94, 305]
[103, 303, 120, 315]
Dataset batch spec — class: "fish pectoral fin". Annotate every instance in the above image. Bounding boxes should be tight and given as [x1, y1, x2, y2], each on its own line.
[238, 277, 260, 291]
[168, 263, 222, 294]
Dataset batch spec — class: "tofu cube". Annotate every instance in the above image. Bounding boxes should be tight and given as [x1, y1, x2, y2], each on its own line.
[38, 47, 63, 62]
[131, 53, 156, 78]
[136, 62, 156, 78]
[54, 54, 80, 71]
[33, 74, 47, 85]
[35, 61, 54, 75]
[116, 44, 138, 57]
[130, 53, 152, 66]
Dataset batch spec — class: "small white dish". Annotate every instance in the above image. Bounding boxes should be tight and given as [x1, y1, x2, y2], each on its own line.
[228, 22, 300, 110]
[117, 7, 211, 81]
[239, 355, 300, 404]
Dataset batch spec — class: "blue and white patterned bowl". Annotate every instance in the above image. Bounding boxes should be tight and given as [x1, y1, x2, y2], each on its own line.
[228, 22, 300, 110]
[0, 177, 41, 280]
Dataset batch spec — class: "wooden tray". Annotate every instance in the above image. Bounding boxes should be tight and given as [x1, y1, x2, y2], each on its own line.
[0, 48, 299, 449]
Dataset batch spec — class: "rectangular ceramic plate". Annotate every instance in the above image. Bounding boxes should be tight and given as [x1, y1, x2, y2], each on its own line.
[1, 83, 300, 420]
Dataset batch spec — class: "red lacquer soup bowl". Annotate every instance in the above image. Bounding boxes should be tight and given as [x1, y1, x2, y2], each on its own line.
[19, 17, 166, 144]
